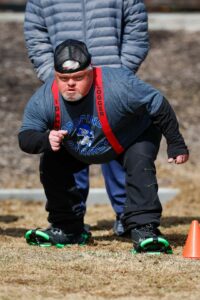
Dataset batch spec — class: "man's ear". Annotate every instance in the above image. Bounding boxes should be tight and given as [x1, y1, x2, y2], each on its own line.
[54, 71, 59, 81]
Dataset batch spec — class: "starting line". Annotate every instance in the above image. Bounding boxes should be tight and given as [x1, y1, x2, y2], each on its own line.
[0, 188, 179, 205]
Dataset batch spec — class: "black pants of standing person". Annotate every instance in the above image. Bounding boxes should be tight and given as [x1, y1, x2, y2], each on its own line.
[39, 124, 162, 234]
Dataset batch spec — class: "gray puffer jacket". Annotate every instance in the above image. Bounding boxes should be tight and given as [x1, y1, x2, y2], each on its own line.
[24, 0, 149, 82]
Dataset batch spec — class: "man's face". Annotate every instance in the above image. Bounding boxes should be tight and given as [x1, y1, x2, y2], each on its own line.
[55, 68, 93, 102]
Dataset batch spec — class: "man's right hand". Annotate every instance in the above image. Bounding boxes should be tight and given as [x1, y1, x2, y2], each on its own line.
[49, 130, 67, 151]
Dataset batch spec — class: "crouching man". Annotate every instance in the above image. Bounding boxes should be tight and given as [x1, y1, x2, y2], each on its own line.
[18, 39, 189, 253]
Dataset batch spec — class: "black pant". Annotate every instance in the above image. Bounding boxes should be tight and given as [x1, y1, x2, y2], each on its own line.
[40, 125, 162, 233]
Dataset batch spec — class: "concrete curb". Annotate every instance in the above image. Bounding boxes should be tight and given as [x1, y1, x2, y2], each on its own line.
[0, 188, 180, 205]
[0, 12, 200, 31]
[149, 13, 200, 31]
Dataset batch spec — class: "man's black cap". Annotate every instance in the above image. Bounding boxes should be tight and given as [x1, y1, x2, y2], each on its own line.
[54, 39, 91, 73]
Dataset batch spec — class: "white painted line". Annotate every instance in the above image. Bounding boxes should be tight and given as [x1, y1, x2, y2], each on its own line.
[0, 188, 179, 205]
[0, 12, 24, 21]
[149, 13, 200, 31]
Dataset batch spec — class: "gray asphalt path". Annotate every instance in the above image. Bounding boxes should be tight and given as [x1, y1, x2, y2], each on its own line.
[0, 13, 200, 31]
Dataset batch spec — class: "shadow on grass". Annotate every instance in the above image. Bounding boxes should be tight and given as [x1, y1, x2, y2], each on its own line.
[91, 220, 113, 231]
[0, 216, 199, 246]
[0, 215, 23, 223]
[91, 216, 200, 231]
[93, 235, 130, 243]
[93, 231, 188, 247]
[161, 216, 200, 227]
[91, 216, 200, 247]
[0, 226, 188, 247]
[0, 215, 27, 238]
[0, 227, 27, 238]
[164, 233, 187, 247]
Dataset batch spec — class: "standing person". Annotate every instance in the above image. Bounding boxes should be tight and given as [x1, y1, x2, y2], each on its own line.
[18, 40, 189, 253]
[24, 0, 149, 235]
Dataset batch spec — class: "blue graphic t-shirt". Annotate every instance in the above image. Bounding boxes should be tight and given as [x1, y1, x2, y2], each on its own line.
[59, 86, 112, 163]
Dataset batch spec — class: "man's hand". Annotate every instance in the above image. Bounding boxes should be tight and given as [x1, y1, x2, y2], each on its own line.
[168, 154, 189, 164]
[49, 130, 67, 151]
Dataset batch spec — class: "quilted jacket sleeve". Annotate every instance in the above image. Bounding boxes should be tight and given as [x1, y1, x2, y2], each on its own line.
[24, 0, 54, 82]
[121, 0, 149, 73]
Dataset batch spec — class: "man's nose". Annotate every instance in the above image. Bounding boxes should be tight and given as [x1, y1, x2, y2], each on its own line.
[67, 79, 76, 86]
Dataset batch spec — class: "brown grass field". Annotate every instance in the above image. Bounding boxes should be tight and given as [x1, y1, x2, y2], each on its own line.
[1, 165, 200, 300]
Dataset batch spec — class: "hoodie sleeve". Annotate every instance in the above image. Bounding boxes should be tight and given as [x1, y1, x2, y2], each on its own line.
[18, 130, 51, 154]
[24, 0, 54, 82]
[151, 98, 189, 158]
[127, 73, 189, 158]
[18, 85, 54, 154]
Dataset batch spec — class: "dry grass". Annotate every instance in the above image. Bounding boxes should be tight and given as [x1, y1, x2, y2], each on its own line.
[1, 165, 200, 300]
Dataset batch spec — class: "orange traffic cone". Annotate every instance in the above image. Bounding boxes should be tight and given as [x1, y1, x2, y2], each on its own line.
[182, 220, 200, 259]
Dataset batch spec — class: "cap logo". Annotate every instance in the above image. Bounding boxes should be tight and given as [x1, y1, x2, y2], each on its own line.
[62, 60, 80, 71]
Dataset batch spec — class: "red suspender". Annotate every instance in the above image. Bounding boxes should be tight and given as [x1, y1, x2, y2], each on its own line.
[94, 67, 124, 154]
[51, 70, 124, 154]
[51, 79, 61, 130]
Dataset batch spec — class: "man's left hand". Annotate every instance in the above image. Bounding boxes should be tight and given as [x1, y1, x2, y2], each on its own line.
[168, 154, 189, 164]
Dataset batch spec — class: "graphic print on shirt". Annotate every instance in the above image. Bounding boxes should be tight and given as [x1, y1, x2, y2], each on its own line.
[77, 123, 94, 147]
[61, 114, 109, 156]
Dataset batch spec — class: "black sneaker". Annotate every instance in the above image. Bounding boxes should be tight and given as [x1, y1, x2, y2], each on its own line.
[131, 223, 172, 254]
[113, 215, 125, 236]
[25, 226, 91, 248]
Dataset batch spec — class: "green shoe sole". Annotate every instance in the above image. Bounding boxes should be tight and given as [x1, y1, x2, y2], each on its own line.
[131, 237, 173, 255]
[25, 230, 91, 248]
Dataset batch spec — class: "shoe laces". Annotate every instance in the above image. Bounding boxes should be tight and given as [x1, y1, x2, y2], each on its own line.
[137, 224, 160, 236]
[48, 227, 65, 235]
